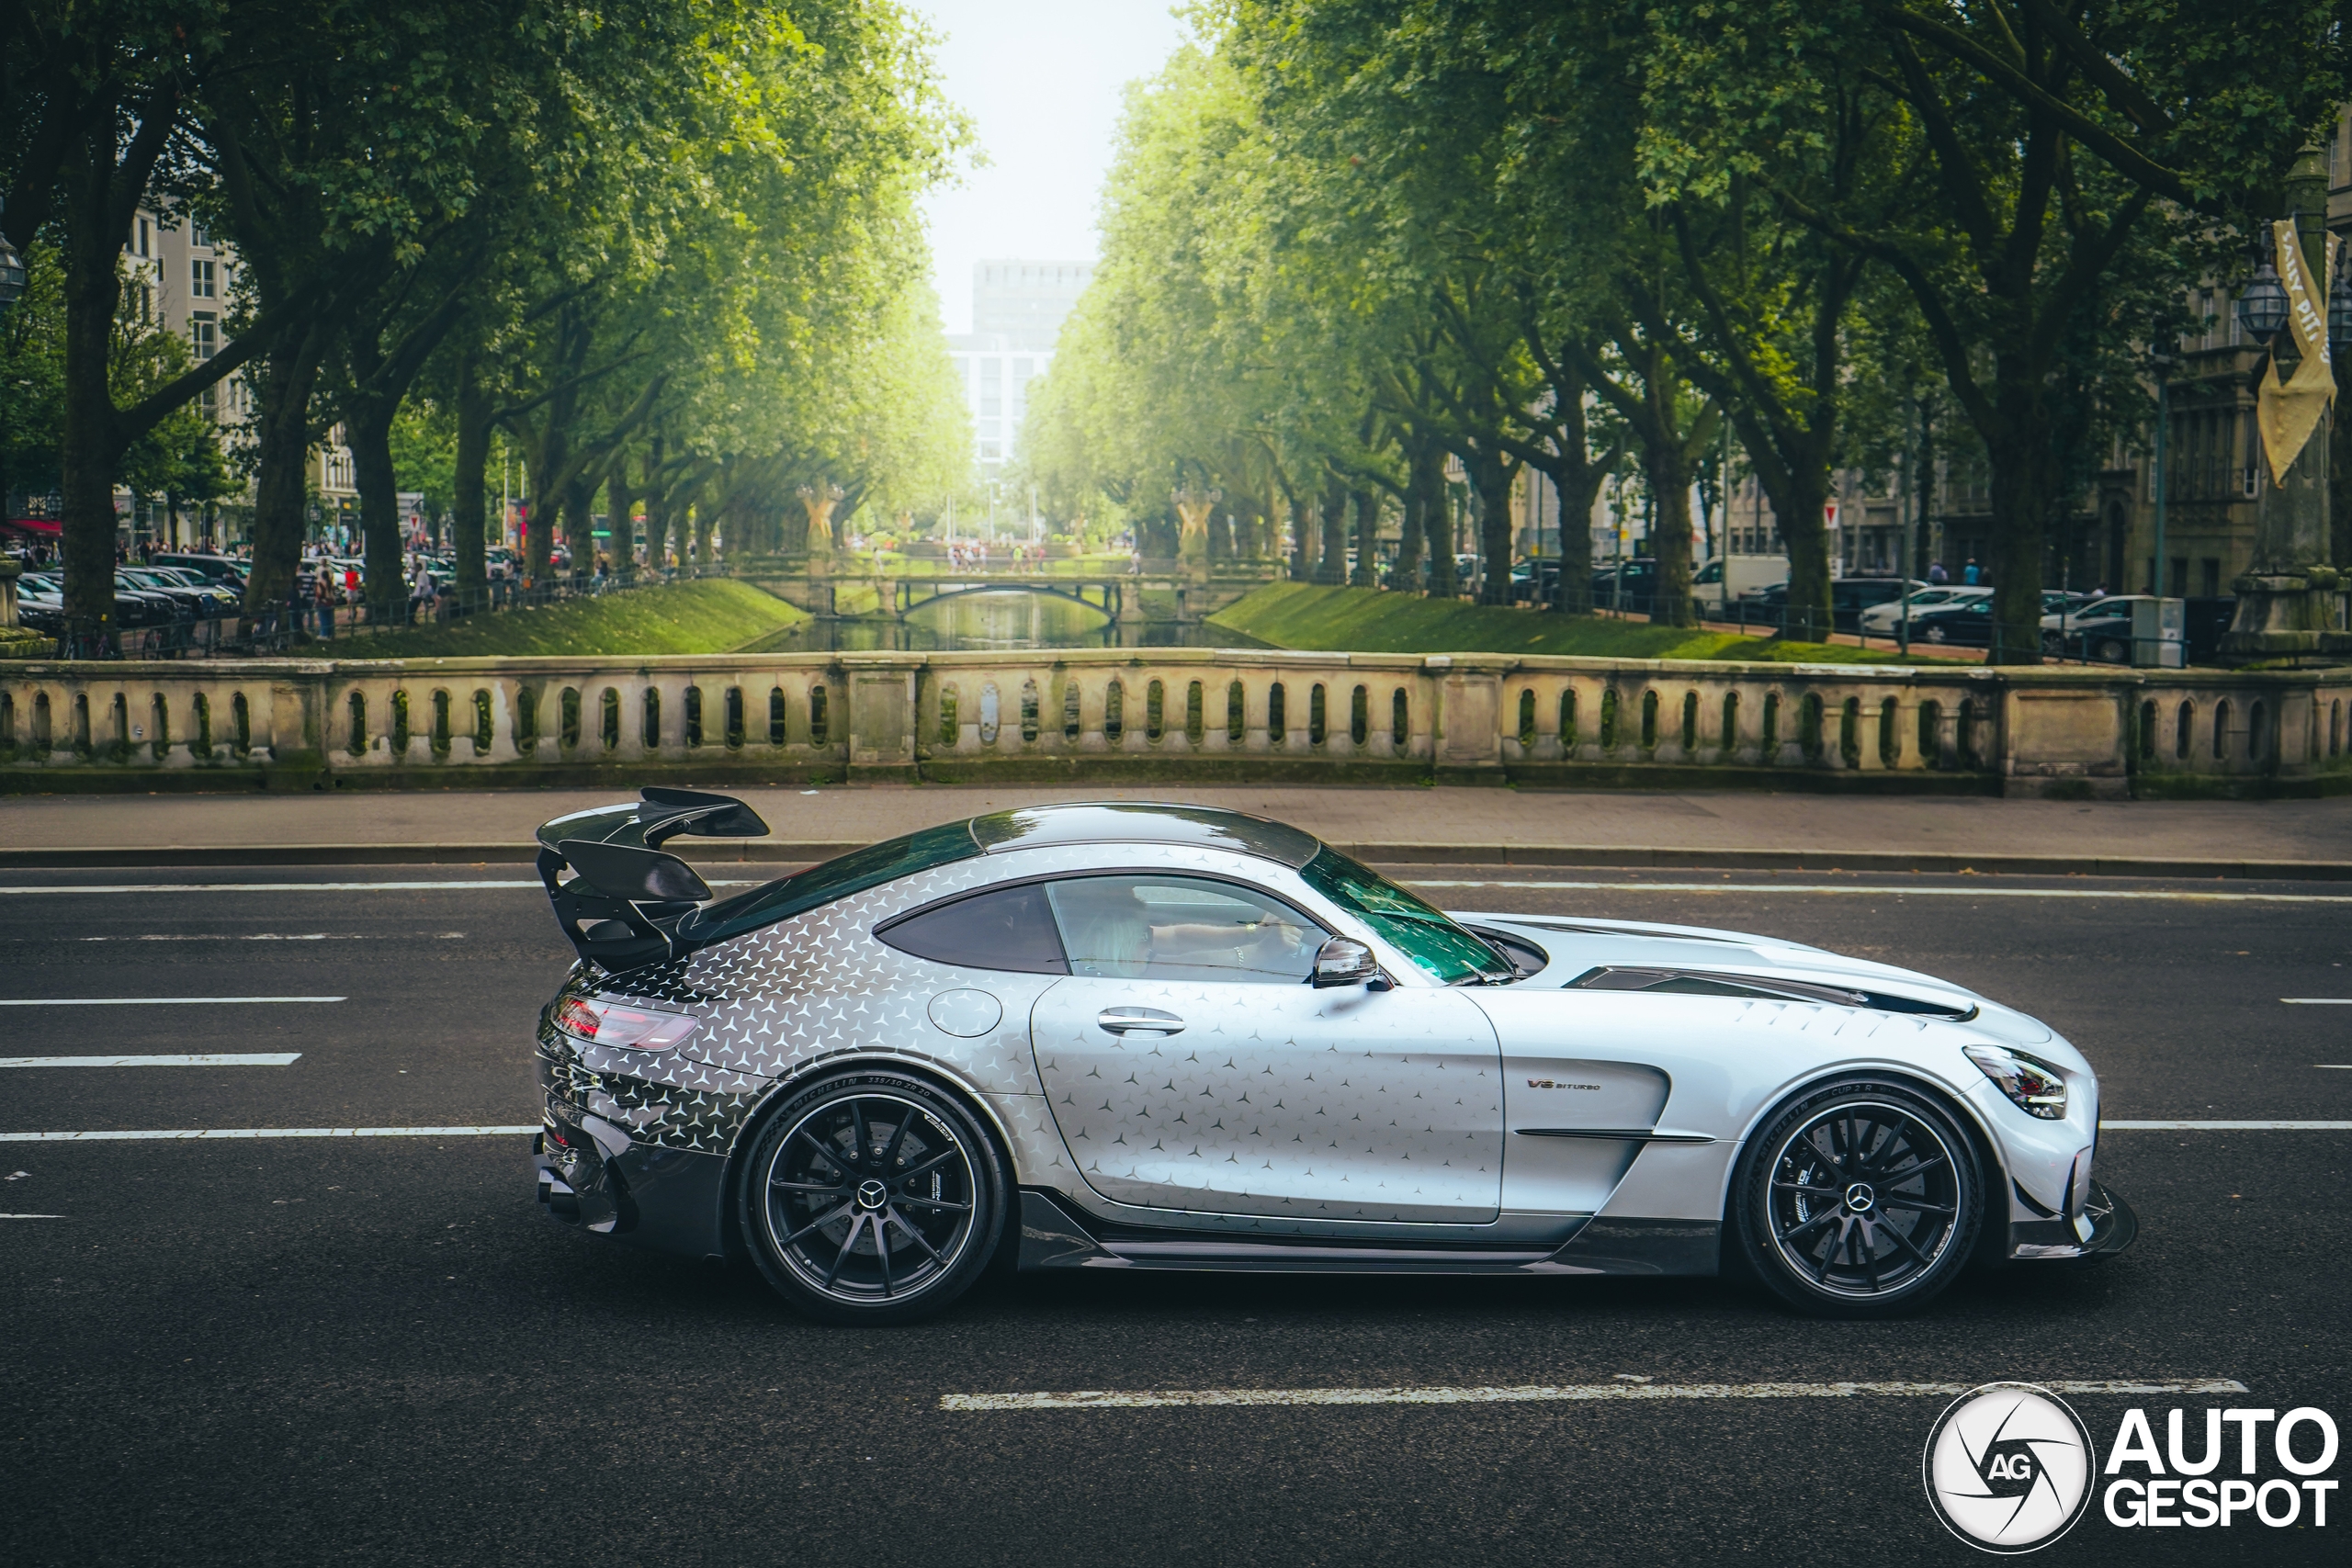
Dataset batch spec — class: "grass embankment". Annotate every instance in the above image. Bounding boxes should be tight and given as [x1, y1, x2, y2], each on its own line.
[335, 579, 807, 660]
[1207, 582, 1939, 665]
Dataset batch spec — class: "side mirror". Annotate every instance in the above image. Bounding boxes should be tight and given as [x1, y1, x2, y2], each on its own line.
[1311, 935, 1380, 988]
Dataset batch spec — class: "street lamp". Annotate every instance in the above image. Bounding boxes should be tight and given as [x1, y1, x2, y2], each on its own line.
[2234, 253, 2289, 342]
[0, 197, 26, 310]
[2148, 351, 2173, 599]
[2329, 253, 2352, 355]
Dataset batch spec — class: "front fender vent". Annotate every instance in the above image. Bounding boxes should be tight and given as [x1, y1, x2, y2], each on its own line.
[1566, 965, 1977, 1021]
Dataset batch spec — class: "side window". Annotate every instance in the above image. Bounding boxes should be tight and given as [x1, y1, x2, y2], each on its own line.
[1044, 875, 1327, 985]
[876, 883, 1068, 974]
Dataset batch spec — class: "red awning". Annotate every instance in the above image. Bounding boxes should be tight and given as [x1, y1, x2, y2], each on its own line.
[2, 517, 63, 536]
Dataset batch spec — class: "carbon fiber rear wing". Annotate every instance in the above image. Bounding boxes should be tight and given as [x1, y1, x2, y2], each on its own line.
[535, 788, 770, 971]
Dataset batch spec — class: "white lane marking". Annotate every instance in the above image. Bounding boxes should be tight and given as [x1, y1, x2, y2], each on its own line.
[2101, 1120, 2352, 1130]
[0, 1213, 64, 1220]
[0, 1125, 537, 1143]
[0, 880, 764, 895]
[0, 997, 344, 1007]
[2283, 998, 2352, 1004]
[1407, 879, 2352, 903]
[76, 932, 467, 942]
[0, 1054, 301, 1068]
[941, 1378, 2251, 1413]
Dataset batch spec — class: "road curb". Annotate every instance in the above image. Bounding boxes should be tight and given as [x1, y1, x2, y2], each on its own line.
[2, 840, 2346, 882]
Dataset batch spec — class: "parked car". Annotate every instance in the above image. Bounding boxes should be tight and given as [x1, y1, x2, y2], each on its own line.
[1736, 578, 1921, 636]
[151, 552, 249, 591]
[1858, 585, 1991, 635]
[137, 565, 240, 615]
[1907, 596, 1997, 648]
[526, 795, 2131, 1324]
[2041, 594, 2151, 664]
[1592, 558, 1658, 614]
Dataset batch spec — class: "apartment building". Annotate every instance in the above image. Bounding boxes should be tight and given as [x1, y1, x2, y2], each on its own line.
[944, 258, 1091, 470]
[121, 209, 356, 547]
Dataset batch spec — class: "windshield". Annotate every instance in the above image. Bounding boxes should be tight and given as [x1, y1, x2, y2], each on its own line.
[1298, 848, 1514, 985]
[677, 820, 980, 945]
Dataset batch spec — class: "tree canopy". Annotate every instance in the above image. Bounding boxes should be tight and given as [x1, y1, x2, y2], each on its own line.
[3, 0, 973, 634]
[1023, 1, 2347, 654]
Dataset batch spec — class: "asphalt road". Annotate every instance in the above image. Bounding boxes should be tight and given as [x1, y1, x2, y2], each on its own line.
[2, 863, 2346, 1566]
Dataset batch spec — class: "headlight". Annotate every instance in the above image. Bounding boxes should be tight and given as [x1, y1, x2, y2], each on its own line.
[1963, 1044, 2069, 1120]
[552, 996, 698, 1051]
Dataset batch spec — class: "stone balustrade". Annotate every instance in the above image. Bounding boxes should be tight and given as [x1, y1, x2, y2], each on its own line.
[4, 649, 2348, 797]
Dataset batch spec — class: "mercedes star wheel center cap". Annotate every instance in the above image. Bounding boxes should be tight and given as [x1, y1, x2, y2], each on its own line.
[1845, 1182, 1876, 1213]
[855, 1179, 889, 1211]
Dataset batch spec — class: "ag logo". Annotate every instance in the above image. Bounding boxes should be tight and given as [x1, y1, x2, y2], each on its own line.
[1923, 1382, 2097, 1553]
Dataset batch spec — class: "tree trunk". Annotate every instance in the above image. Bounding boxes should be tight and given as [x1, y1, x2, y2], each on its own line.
[347, 400, 404, 623]
[1421, 449, 1456, 597]
[1349, 489, 1379, 586]
[1646, 404, 1702, 629]
[1773, 476, 1835, 643]
[563, 478, 594, 575]
[59, 217, 121, 644]
[1317, 477, 1349, 584]
[1984, 382, 2053, 664]
[605, 467, 636, 570]
[243, 326, 326, 615]
[1467, 447, 1517, 605]
[1393, 453, 1426, 591]
[451, 360, 492, 595]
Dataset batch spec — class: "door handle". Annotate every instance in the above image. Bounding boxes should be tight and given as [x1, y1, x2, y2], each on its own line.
[1097, 1007, 1183, 1036]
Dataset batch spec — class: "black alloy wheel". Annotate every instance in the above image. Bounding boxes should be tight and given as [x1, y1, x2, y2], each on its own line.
[2095, 636, 2130, 665]
[1922, 623, 1949, 644]
[740, 1070, 1007, 1325]
[1733, 1079, 1982, 1319]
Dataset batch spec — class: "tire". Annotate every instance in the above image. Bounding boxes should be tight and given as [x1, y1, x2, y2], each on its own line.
[2041, 631, 2064, 657]
[1922, 624, 1948, 645]
[739, 1068, 1008, 1325]
[2095, 637, 2129, 665]
[1731, 1078, 1984, 1319]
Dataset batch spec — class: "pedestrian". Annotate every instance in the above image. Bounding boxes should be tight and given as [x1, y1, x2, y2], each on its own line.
[1961, 558, 1979, 585]
[410, 557, 433, 624]
[314, 569, 335, 640]
[1927, 560, 1948, 585]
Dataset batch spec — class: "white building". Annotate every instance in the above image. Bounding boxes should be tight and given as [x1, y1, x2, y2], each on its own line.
[945, 258, 1091, 470]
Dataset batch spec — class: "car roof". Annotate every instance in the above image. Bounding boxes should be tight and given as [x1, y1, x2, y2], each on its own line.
[967, 802, 1322, 867]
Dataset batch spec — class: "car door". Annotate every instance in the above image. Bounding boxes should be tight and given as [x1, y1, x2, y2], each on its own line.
[1028, 872, 1504, 1224]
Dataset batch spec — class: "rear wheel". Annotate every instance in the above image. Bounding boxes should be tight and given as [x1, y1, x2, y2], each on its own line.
[2095, 635, 2130, 665]
[740, 1069, 1007, 1325]
[1732, 1079, 1983, 1319]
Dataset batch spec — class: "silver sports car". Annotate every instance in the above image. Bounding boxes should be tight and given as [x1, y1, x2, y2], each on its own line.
[530, 792, 2132, 1324]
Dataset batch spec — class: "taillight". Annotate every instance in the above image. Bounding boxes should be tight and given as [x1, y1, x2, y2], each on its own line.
[552, 996, 698, 1050]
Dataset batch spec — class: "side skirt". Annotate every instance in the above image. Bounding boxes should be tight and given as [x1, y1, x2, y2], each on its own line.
[1015, 1190, 1716, 1277]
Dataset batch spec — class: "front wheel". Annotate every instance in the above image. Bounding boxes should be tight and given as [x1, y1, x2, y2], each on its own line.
[1731, 1079, 1983, 1319]
[740, 1069, 1007, 1325]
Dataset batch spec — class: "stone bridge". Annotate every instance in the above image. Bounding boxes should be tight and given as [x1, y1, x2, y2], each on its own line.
[737, 558, 1279, 623]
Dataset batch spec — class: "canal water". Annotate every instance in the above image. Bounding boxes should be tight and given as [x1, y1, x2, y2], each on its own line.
[744, 588, 1266, 652]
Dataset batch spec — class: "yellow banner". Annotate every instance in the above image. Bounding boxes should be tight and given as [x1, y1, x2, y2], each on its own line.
[2256, 220, 2337, 483]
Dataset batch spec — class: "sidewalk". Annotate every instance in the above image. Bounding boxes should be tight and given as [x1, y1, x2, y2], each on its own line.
[3, 784, 2347, 877]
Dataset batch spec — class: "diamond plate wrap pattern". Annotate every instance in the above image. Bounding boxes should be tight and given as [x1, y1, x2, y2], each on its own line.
[1033, 980, 1503, 1224]
[548, 844, 1307, 1162]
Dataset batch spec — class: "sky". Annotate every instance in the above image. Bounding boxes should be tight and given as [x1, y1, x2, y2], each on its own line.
[907, 0, 1193, 334]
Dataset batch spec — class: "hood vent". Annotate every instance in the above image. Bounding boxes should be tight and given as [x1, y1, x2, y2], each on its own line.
[1566, 965, 1977, 1021]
